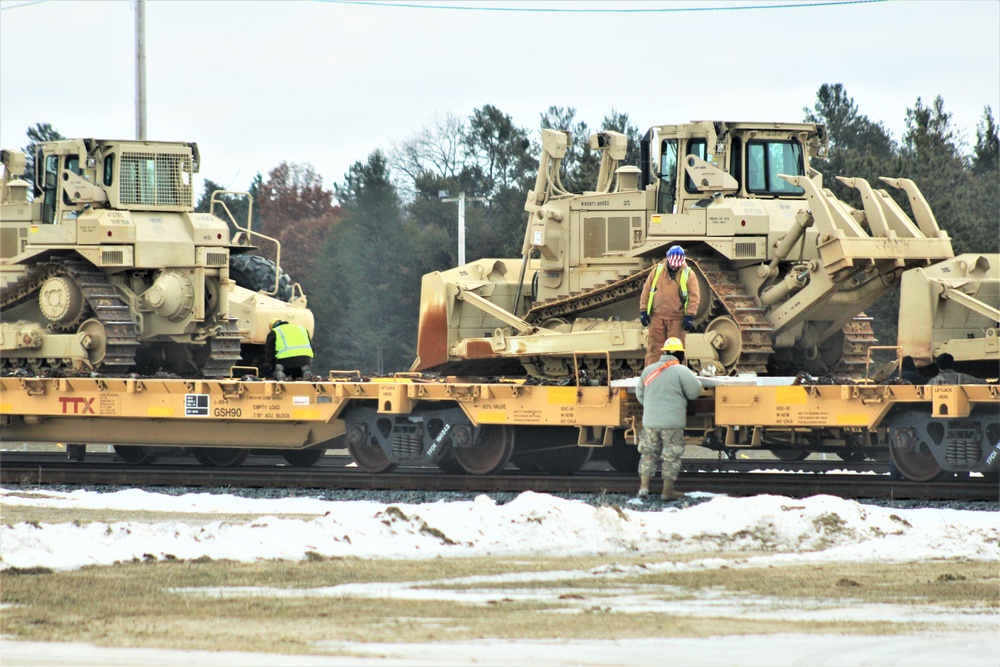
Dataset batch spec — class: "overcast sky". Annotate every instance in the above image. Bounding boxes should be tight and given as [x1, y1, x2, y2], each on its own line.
[1, 0, 998, 197]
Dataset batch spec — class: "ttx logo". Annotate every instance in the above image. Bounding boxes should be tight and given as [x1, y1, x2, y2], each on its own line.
[59, 397, 95, 414]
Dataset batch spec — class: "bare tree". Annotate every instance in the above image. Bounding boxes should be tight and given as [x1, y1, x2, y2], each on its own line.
[389, 113, 470, 199]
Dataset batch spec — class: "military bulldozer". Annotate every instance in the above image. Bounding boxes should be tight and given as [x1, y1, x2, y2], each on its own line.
[412, 121, 956, 379]
[0, 139, 312, 377]
[897, 253, 999, 378]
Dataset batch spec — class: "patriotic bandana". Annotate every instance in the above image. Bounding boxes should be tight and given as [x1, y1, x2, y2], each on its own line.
[666, 246, 685, 269]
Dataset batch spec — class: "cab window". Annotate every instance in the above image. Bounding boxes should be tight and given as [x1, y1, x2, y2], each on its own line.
[746, 140, 805, 196]
[103, 154, 115, 186]
[61, 155, 81, 205]
[684, 139, 707, 194]
[728, 137, 743, 191]
[657, 139, 678, 213]
[41, 155, 59, 224]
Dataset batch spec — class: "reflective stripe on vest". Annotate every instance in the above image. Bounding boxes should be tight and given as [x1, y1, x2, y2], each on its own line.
[274, 324, 313, 359]
[642, 358, 679, 386]
[644, 263, 689, 313]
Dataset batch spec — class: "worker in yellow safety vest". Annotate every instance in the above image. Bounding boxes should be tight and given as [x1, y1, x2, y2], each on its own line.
[266, 319, 314, 381]
[638, 245, 700, 367]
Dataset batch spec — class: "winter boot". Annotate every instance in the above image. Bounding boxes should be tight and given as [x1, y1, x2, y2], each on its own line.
[661, 479, 683, 500]
[637, 474, 651, 498]
[273, 364, 286, 382]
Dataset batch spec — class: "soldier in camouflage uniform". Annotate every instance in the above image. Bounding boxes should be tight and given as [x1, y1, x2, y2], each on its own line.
[634, 337, 703, 500]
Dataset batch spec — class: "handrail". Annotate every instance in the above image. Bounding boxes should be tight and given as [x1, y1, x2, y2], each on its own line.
[571, 350, 614, 402]
[210, 190, 283, 297]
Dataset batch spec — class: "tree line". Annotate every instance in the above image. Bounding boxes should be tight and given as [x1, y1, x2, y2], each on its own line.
[17, 84, 999, 372]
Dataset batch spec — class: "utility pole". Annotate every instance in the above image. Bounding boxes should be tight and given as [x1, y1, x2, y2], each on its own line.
[439, 191, 483, 266]
[135, 0, 147, 140]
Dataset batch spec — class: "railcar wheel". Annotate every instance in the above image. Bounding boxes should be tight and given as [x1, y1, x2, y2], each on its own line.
[536, 446, 592, 475]
[510, 454, 543, 472]
[453, 425, 515, 475]
[888, 427, 949, 482]
[769, 449, 810, 462]
[346, 423, 398, 473]
[836, 450, 867, 463]
[435, 449, 467, 474]
[605, 439, 641, 473]
[113, 445, 155, 466]
[192, 447, 250, 467]
[282, 447, 326, 467]
[512, 426, 592, 475]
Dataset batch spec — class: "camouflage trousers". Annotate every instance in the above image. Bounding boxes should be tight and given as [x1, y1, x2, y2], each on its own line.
[638, 427, 685, 481]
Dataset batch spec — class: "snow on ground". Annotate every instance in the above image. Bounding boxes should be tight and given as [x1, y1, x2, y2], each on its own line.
[4, 633, 999, 667]
[3, 488, 998, 666]
[1, 488, 996, 571]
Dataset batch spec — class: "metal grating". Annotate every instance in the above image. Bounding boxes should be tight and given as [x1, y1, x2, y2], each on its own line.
[119, 152, 193, 207]
[205, 252, 228, 267]
[101, 250, 125, 266]
[734, 241, 760, 259]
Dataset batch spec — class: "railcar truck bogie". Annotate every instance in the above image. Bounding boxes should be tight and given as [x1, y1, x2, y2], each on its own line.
[1, 373, 997, 483]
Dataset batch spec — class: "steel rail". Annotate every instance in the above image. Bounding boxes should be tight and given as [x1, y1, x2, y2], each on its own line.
[0, 456, 994, 501]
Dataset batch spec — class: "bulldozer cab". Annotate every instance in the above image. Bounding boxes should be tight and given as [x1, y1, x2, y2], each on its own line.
[33, 139, 197, 220]
[642, 121, 822, 216]
[1, 139, 206, 263]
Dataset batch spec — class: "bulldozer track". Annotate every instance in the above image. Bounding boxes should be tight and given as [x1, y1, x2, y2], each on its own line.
[524, 249, 775, 374]
[63, 262, 141, 371]
[0, 264, 59, 312]
[690, 255, 774, 374]
[2, 260, 240, 376]
[1, 261, 140, 371]
[200, 319, 243, 379]
[525, 266, 654, 324]
[839, 315, 878, 375]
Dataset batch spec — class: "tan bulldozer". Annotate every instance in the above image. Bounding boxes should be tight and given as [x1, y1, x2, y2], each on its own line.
[897, 253, 999, 377]
[412, 121, 956, 378]
[0, 140, 312, 377]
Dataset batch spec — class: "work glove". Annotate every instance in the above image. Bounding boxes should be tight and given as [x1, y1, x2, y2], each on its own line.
[683, 315, 695, 332]
[639, 311, 650, 327]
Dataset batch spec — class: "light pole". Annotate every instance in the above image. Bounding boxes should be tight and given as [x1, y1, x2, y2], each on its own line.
[439, 191, 483, 266]
[135, 0, 147, 140]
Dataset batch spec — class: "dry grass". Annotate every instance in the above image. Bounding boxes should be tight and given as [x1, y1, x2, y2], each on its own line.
[0, 504, 319, 526]
[2, 555, 995, 656]
[450, 557, 998, 606]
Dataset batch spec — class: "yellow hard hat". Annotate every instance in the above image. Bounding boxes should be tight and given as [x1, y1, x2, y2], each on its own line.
[662, 337, 684, 352]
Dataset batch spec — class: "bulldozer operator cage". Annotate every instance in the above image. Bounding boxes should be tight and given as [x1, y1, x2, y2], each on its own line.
[119, 151, 193, 207]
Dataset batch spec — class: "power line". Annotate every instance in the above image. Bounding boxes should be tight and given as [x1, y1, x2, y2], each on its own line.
[0, 0, 50, 11]
[316, 0, 885, 13]
[0, 0, 886, 13]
